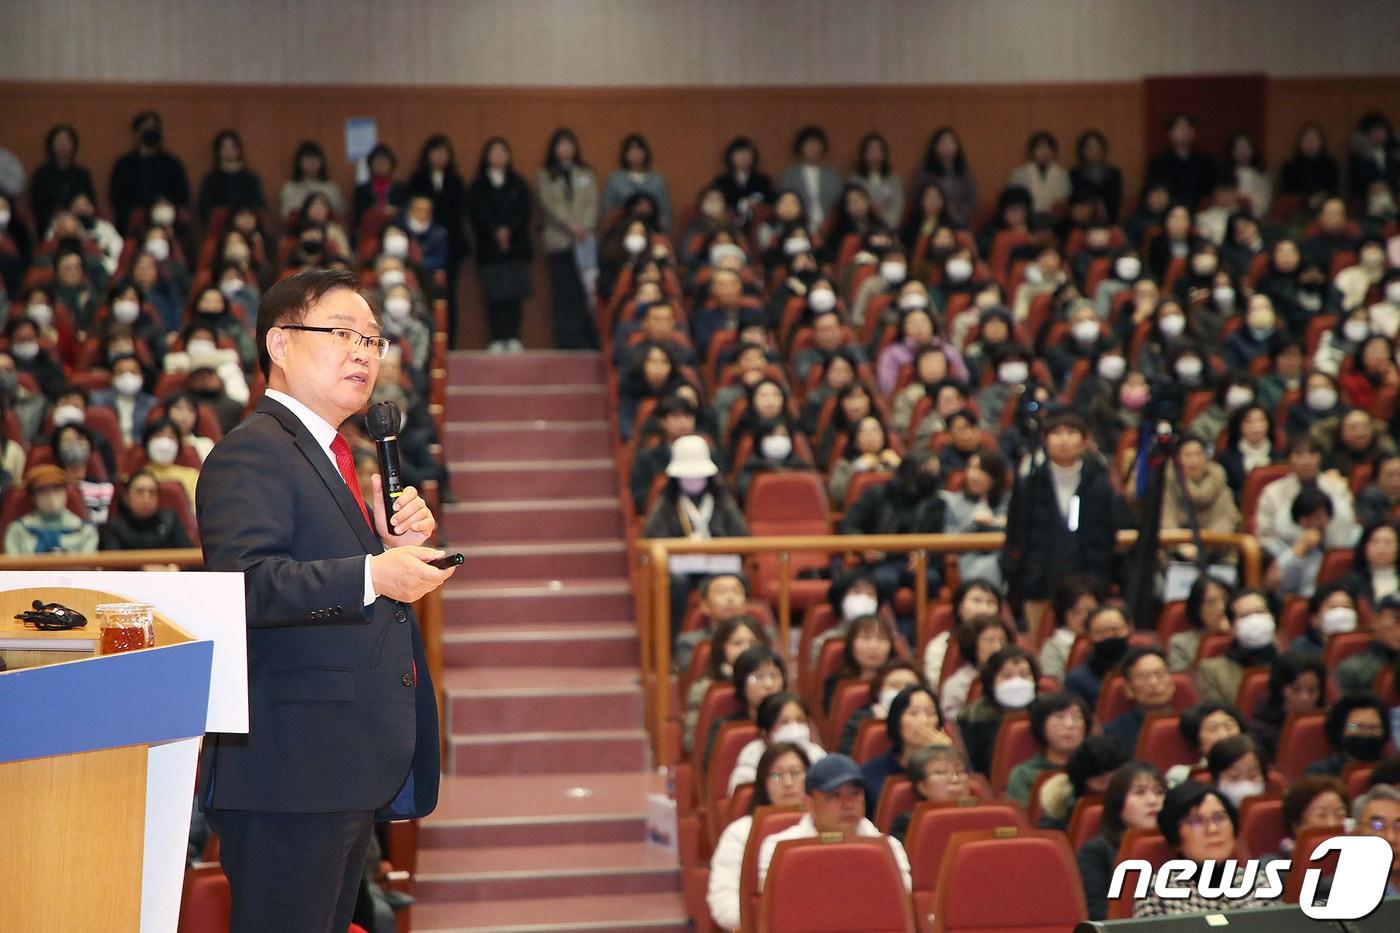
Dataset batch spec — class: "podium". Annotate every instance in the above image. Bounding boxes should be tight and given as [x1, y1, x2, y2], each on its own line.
[0, 572, 247, 933]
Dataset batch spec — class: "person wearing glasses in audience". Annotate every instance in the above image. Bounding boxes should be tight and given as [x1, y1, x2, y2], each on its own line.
[701, 645, 786, 774]
[757, 754, 912, 893]
[196, 269, 454, 932]
[706, 742, 810, 931]
[1133, 781, 1265, 917]
[888, 746, 972, 844]
[1353, 784, 1400, 897]
[728, 692, 827, 794]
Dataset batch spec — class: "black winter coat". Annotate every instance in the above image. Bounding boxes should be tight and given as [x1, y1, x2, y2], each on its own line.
[1002, 455, 1123, 599]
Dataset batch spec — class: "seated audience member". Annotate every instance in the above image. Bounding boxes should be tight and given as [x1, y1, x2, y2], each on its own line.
[1206, 734, 1269, 809]
[1167, 701, 1246, 787]
[889, 745, 973, 844]
[618, 343, 688, 442]
[1197, 588, 1279, 706]
[1248, 652, 1325, 760]
[936, 408, 989, 476]
[821, 615, 898, 715]
[139, 417, 200, 508]
[735, 421, 815, 506]
[859, 685, 953, 817]
[1104, 647, 1176, 752]
[50, 422, 114, 523]
[702, 646, 787, 772]
[920, 577, 1003, 691]
[4, 465, 97, 555]
[1292, 582, 1361, 657]
[1038, 735, 1131, 832]
[1334, 593, 1400, 694]
[1356, 454, 1400, 528]
[728, 692, 826, 794]
[672, 571, 750, 675]
[1285, 371, 1345, 439]
[1255, 436, 1360, 562]
[706, 742, 810, 931]
[838, 660, 924, 756]
[1306, 693, 1392, 776]
[1169, 575, 1233, 672]
[808, 570, 885, 667]
[1078, 763, 1167, 921]
[1161, 437, 1240, 558]
[629, 395, 709, 514]
[890, 345, 951, 437]
[682, 616, 769, 756]
[100, 469, 193, 551]
[1267, 776, 1348, 861]
[1065, 604, 1131, 709]
[1339, 522, 1400, 605]
[938, 613, 1010, 719]
[958, 646, 1041, 776]
[757, 754, 912, 893]
[827, 416, 900, 506]
[1312, 407, 1397, 479]
[1216, 403, 1280, 498]
[839, 454, 946, 623]
[1039, 576, 1107, 681]
[1007, 692, 1089, 806]
[90, 354, 157, 447]
[1352, 784, 1400, 897]
[1134, 782, 1263, 918]
[1272, 487, 1334, 597]
[938, 449, 1010, 589]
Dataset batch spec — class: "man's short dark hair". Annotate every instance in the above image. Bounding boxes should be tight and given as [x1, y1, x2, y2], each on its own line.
[1287, 434, 1322, 457]
[1291, 486, 1334, 522]
[255, 269, 366, 378]
[1042, 410, 1088, 437]
[1119, 645, 1167, 679]
[656, 394, 698, 419]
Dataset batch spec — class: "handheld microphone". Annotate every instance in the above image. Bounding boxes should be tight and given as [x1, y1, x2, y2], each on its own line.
[366, 400, 404, 523]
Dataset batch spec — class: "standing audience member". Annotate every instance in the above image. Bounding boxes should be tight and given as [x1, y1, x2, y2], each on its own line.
[280, 141, 345, 220]
[30, 124, 96, 234]
[109, 111, 190, 234]
[352, 143, 408, 231]
[538, 128, 599, 349]
[778, 126, 842, 232]
[196, 130, 266, 226]
[603, 134, 672, 231]
[408, 135, 469, 336]
[467, 137, 533, 352]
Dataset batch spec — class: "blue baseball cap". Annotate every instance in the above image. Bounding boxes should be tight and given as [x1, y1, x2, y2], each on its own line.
[805, 753, 864, 795]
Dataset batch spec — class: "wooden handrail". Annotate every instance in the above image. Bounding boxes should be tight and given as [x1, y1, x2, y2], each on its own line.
[0, 549, 447, 750]
[635, 530, 1262, 766]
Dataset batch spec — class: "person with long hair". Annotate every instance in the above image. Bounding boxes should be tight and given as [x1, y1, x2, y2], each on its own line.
[914, 127, 977, 228]
[850, 132, 903, 227]
[537, 127, 599, 349]
[352, 142, 408, 230]
[196, 130, 265, 226]
[603, 133, 673, 231]
[682, 615, 770, 755]
[280, 140, 345, 220]
[467, 137, 533, 352]
[1078, 763, 1167, 920]
[1070, 129, 1123, 221]
[1279, 121, 1340, 212]
[31, 124, 96, 234]
[408, 134, 469, 340]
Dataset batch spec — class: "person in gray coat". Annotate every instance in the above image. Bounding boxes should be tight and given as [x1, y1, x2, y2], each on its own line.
[537, 128, 599, 348]
[603, 133, 672, 232]
[778, 125, 843, 232]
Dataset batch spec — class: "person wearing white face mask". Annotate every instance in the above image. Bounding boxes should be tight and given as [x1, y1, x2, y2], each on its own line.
[1291, 582, 1361, 656]
[88, 354, 155, 447]
[736, 423, 813, 505]
[1046, 302, 1108, 387]
[727, 692, 827, 794]
[377, 285, 429, 374]
[396, 195, 447, 275]
[137, 417, 199, 508]
[957, 646, 1041, 775]
[1197, 589, 1280, 706]
[1222, 294, 1287, 371]
[4, 464, 98, 555]
[1206, 734, 1268, 810]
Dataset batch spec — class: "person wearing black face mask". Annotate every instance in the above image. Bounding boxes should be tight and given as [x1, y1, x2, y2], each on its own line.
[108, 110, 190, 235]
[1305, 692, 1393, 776]
[1065, 605, 1131, 708]
[839, 453, 946, 641]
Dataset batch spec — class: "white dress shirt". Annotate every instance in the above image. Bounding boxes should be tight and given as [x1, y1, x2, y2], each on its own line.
[264, 388, 377, 606]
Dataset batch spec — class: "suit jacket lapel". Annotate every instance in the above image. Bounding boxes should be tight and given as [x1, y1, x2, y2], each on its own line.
[257, 397, 382, 555]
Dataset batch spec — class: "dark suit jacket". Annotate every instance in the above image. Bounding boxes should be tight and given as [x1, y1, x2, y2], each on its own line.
[196, 395, 440, 817]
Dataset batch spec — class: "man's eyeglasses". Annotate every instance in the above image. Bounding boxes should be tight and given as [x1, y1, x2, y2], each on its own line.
[1364, 816, 1400, 834]
[277, 324, 391, 358]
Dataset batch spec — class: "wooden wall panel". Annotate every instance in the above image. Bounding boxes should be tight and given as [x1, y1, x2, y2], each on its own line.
[1266, 76, 1400, 174]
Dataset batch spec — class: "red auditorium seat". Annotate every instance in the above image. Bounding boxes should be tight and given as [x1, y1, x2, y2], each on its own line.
[874, 776, 917, 833]
[853, 718, 894, 764]
[1276, 711, 1329, 782]
[739, 805, 807, 933]
[177, 865, 230, 933]
[824, 678, 870, 748]
[745, 471, 833, 610]
[988, 711, 1036, 794]
[1237, 792, 1287, 859]
[931, 828, 1085, 933]
[1066, 794, 1104, 852]
[904, 800, 1027, 930]
[1133, 712, 1196, 773]
[1107, 830, 1176, 919]
[760, 836, 914, 932]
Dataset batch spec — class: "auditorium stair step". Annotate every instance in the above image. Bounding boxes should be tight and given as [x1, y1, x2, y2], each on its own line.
[421, 350, 685, 930]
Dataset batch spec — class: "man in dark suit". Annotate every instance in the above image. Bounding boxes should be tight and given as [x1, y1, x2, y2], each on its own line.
[196, 268, 456, 932]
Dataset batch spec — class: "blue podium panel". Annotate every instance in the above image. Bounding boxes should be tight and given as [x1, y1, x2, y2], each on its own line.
[0, 640, 213, 764]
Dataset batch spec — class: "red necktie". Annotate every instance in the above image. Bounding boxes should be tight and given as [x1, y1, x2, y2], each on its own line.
[331, 434, 373, 529]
